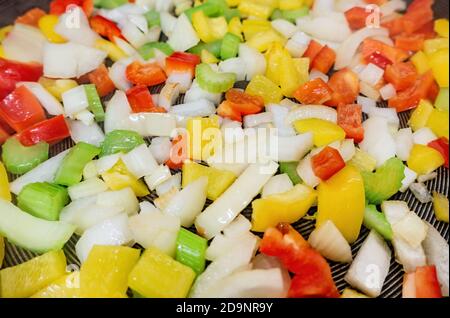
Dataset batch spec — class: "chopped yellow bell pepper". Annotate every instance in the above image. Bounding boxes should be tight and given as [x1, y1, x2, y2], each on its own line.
[186, 116, 220, 161]
[247, 29, 286, 52]
[32, 272, 81, 298]
[279, 0, 304, 10]
[182, 161, 236, 201]
[38, 15, 66, 43]
[407, 144, 445, 175]
[410, 51, 431, 75]
[303, 0, 314, 7]
[0, 25, 12, 43]
[349, 148, 377, 173]
[426, 108, 449, 139]
[427, 48, 449, 88]
[201, 49, 219, 63]
[341, 288, 369, 298]
[409, 99, 434, 131]
[228, 16, 244, 41]
[278, 47, 301, 97]
[0, 250, 67, 298]
[38, 77, 78, 101]
[434, 19, 449, 38]
[423, 38, 449, 55]
[242, 19, 272, 40]
[433, 191, 449, 223]
[238, 0, 274, 19]
[245, 74, 283, 104]
[251, 183, 317, 232]
[227, 0, 241, 6]
[0, 236, 4, 269]
[265, 42, 284, 85]
[128, 247, 196, 298]
[0, 45, 5, 59]
[293, 57, 310, 86]
[316, 165, 365, 243]
[80, 245, 140, 298]
[95, 39, 127, 62]
[294, 119, 346, 147]
[0, 162, 12, 202]
[101, 159, 150, 197]
[192, 11, 227, 43]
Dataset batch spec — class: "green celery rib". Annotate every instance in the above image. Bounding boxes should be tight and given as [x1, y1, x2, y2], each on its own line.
[195, 63, 236, 93]
[1, 138, 49, 175]
[176, 228, 208, 275]
[138, 42, 174, 60]
[100, 130, 145, 157]
[280, 162, 302, 185]
[221, 32, 241, 60]
[363, 205, 393, 241]
[84, 84, 105, 122]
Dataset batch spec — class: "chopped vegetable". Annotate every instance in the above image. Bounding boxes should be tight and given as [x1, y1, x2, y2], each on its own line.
[176, 228, 208, 275]
[407, 144, 445, 175]
[126, 61, 167, 87]
[2, 137, 49, 175]
[195, 63, 236, 94]
[17, 115, 70, 147]
[403, 265, 442, 298]
[294, 119, 346, 147]
[84, 84, 105, 122]
[433, 191, 449, 223]
[279, 162, 302, 185]
[293, 78, 332, 105]
[0, 162, 11, 202]
[100, 130, 145, 157]
[364, 205, 394, 241]
[101, 160, 150, 197]
[311, 146, 345, 181]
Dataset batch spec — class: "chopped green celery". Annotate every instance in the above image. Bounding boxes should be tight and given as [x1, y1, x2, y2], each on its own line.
[175, 228, 207, 275]
[184, 1, 224, 21]
[361, 157, 405, 205]
[54, 142, 100, 186]
[223, 8, 241, 22]
[195, 63, 236, 94]
[279, 162, 302, 185]
[188, 40, 223, 58]
[435, 88, 449, 111]
[363, 205, 393, 241]
[1, 138, 49, 175]
[271, 9, 284, 20]
[84, 84, 105, 122]
[221, 32, 241, 60]
[94, 0, 127, 9]
[100, 130, 145, 157]
[271, 7, 309, 23]
[138, 42, 174, 60]
[17, 182, 69, 221]
[144, 10, 160, 28]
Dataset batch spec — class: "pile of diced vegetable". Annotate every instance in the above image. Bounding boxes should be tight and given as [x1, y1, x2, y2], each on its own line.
[0, 0, 449, 298]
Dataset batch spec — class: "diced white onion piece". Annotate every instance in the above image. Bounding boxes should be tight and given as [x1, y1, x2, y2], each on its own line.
[121, 19, 148, 48]
[128, 113, 177, 137]
[285, 31, 311, 58]
[158, 82, 181, 112]
[75, 213, 133, 263]
[266, 104, 296, 137]
[54, 7, 99, 46]
[3, 23, 46, 63]
[156, 172, 181, 197]
[243, 112, 273, 128]
[96, 187, 139, 216]
[97, 4, 146, 26]
[393, 236, 427, 273]
[83, 161, 98, 180]
[310, 69, 329, 82]
[95, 153, 121, 174]
[160, 11, 177, 37]
[121, 144, 158, 179]
[400, 166, 418, 192]
[413, 127, 437, 145]
[298, 15, 351, 43]
[17, 82, 64, 115]
[223, 215, 252, 238]
[139, 201, 160, 215]
[379, 83, 397, 100]
[170, 99, 215, 117]
[286, 105, 338, 124]
[68, 178, 108, 201]
[68, 120, 105, 147]
[262, 174, 294, 198]
[277, 133, 314, 162]
[344, 231, 391, 297]
[380, 0, 407, 16]
[393, 211, 428, 248]
[339, 139, 356, 162]
[167, 14, 200, 52]
[409, 182, 433, 203]
[359, 63, 385, 86]
[417, 172, 437, 183]
[113, 36, 136, 56]
[62, 86, 89, 116]
[311, 0, 335, 16]
[296, 154, 320, 188]
[166, 71, 193, 93]
[358, 95, 377, 114]
[218, 58, 246, 82]
[128, 13, 148, 34]
[395, 128, 414, 161]
[271, 19, 298, 38]
[149, 137, 172, 164]
[74, 110, 95, 126]
[109, 59, 133, 91]
[239, 44, 266, 80]
[308, 220, 353, 263]
[185, 80, 222, 105]
[144, 165, 172, 190]
[367, 106, 400, 129]
[381, 200, 410, 224]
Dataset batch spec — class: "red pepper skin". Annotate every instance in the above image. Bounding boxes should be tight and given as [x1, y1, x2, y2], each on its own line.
[337, 104, 364, 143]
[15, 8, 46, 27]
[126, 86, 165, 113]
[0, 119, 12, 145]
[90, 15, 125, 42]
[165, 52, 201, 77]
[302, 40, 323, 62]
[293, 78, 333, 105]
[344, 7, 372, 30]
[126, 62, 167, 87]
[395, 33, 425, 52]
[414, 266, 443, 298]
[0, 86, 46, 132]
[367, 52, 393, 70]
[225, 89, 264, 115]
[0, 58, 43, 100]
[428, 137, 449, 168]
[87, 64, 116, 98]
[384, 62, 418, 91]
[311, 146, 346, 181]
[326, 69, 360, 107]
[50, 0, 93, 17]
[217, 101, 242, 122]
[311, 46, 336, 74]
[17, 115, 70, 147]
[361, 39, 409, 65]
[402, 0, 434, 35]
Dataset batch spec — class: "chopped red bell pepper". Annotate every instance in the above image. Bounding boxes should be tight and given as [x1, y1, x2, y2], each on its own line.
[363, 0, 387, 4]
[50, 0, 93, 17]
[395, 33, 425, 52]
[0, 86, 45, 132]
[384, 62, 418, 91]
[326, 69, 360, 107]
[15, 8, 46, 27]
[126, 86, 165, 113]
[87, 64, 116, 97]
[293, 78, 333, 105]
[388, 70, 435, 112]
[126, 61, 167, 87]
[17, 115, 70, 147]
[311, 146, 346, 181]
[166, 133, 188, 170]
[344, 7, 372, 30]
[310, 46, 336, 74]
[414, 20, 436, 39]
[428, 137, 449, 168]
[337, 103, 364, 143]
[367, 52, 393, 70]
[427, 80, 440, 103]
[260, 223, 340, 298]
[225, 89, 264, 115]
[90, 15, 125, 43]
[403, 265, 443, 298]
[217, 101, 242, 122]
[360, 39, 409, 65]
[0, 119, 12, 145]
[302, 40, 323, 62]
[402, 0, 434, 35]
[165, 52, 201, 77]
[0, 58, 43, 100]
[382, 17, 404, 37]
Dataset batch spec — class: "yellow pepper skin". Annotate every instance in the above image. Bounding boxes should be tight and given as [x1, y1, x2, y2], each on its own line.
[407, 144, 445, 175]
[32, 272, 81, 298]
[80, 246, 140, 298]
[227, 0, 241, 6]
[0, 162, 12, 202]
[341, 288, 369, 298]
[409, 99, 434, 131]
[95, 39, 127, 62]
[349, 148, 377, 173]
[433, 191, 449, 223]
[0, 236, 4, 269]
[38, 15, 66, 43]
[279, 48, 301, 97]
[38, 78, 78, 101]
[192, 11, 227, 43]
[265, 42, 284, 85]
[411, 51, 431, 75]
[247, 29, 286, 52]
[427, 49, 449, 88]
[316, 165, 365, 243]
[245, 74, 283, 104]
[294, 119, 346, 147]
[0, 25, 12, 43]
[182, 161, 236, 201]
[0, 250, 67, 298]
[201, 49, 219, 63]
[242, 19, 272, 40]
[279, 0, 304, 10]
[238, 0, 274, 19]
[426, 108, 449, 139]
[251, 183, 317, 232]
[434, 19, 449, 38]
[101, 160, 150, 197]
[0, 45, 5, 59]
[186, 116, 220, 161]
[293, 57, 310, 86]
[423, 38, 449, 55]
[228, 16, 243, 41]
[128, 247, 196, 298]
